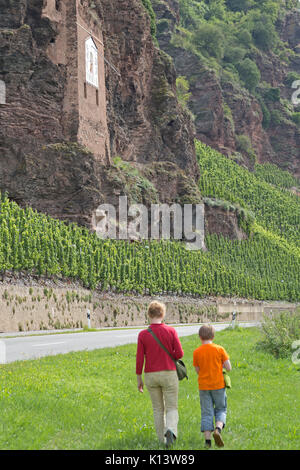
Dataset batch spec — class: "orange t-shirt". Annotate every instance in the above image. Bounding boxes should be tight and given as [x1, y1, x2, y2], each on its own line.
[193, 343, 229, 390]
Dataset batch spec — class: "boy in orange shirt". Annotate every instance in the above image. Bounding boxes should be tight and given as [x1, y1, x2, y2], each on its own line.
[193, 324, 231, 448]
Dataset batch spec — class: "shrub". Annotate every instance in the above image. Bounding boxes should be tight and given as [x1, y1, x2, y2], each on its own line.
[291, 112, 300, 126]
[284, 72, 300, 87]
[141, 0, 157, 40]
[258, 97, 271, 129]
[226, 0, 254, 12]
[236, 29, 252, 47]
[258, 310, 300, 358]
[156, 19, 171, 34]
[176, 76, 192, 108]
[270, 109, 282, 125]
[223, 46, 246, 64]
[204, 0, 226, 20]
[251, 17, 277, 51]
[264, 87, 280, 103]
[237, 58, 261, 92]
[235, 134, 257, 164]
[223, 102, 234, 127]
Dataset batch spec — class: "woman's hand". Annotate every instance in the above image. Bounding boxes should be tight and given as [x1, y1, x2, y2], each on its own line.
[137, 375, 144, 393]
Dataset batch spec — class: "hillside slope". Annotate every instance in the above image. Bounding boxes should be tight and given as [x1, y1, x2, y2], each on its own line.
[0, 138, 299, 301]
[152, 0, 300, 176]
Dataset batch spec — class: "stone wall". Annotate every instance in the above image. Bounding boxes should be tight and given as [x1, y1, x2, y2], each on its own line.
[0, 282, 298, 333]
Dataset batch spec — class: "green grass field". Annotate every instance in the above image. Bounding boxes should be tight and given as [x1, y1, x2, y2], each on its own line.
[0, 327, 299, 450]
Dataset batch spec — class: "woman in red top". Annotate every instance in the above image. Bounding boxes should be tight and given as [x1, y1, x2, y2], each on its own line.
[136, 301, 184, 447]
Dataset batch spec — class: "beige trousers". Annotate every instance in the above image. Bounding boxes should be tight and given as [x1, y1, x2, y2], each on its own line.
[144, 370, 179, 443]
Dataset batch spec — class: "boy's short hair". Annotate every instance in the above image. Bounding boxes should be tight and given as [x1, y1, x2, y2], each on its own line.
[199, 324, 215, 340]
[148, 301, 166, 319]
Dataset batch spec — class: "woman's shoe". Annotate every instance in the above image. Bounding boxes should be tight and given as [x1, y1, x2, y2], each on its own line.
[165, 429, 176, 448]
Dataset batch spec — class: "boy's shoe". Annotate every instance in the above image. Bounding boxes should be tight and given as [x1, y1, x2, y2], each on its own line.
[213, 428, 224, 448]
[165, 429, 176, 448]
[204, 440, 211, 449]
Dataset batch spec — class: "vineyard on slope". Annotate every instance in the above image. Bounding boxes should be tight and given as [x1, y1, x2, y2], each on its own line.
[254, 163, 300, 190]
[196, 141, 300, 246]
[0, 179, 299, 301]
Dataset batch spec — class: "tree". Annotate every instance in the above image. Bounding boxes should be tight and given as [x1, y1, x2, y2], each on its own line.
[251, 17, 277, 51]
[194, 24, 225, 59]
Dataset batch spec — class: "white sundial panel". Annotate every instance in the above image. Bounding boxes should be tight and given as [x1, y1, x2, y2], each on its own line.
[85, 37, 99, 88]
[0, 80, 6, 104]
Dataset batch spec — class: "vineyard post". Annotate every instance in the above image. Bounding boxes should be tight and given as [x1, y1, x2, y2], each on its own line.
[87, 309, 91, 329]
[232, 301, 237, 328]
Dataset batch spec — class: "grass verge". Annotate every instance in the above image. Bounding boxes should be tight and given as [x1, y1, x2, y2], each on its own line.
[0, 327, 299, 450]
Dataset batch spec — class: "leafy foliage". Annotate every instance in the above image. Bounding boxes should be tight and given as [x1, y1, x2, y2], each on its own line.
[292, 112, 300, 126]
[235, 134, 257, 165]
[250, 14, 277, 51]
[193, 23, 225, 59]
[236, 58, 261, 92]
[141, 0, 157, 39]
[176, 76, 192, 108]
[175, 0, 296, 92]
[258, 310, 300, 358]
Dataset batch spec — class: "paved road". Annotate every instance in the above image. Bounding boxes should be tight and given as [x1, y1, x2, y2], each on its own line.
[0, 323, 257, 364]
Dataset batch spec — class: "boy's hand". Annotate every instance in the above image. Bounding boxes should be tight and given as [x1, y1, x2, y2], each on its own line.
[137, 375, 144, 393]
[223, 360, 232, 372]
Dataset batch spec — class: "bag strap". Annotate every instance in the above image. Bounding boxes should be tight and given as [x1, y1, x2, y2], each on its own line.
[147, 327, 176, 364]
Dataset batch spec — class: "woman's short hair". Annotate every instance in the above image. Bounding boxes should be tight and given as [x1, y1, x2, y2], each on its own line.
[148, 301, 166, 319]
[199, 324, 215, 340]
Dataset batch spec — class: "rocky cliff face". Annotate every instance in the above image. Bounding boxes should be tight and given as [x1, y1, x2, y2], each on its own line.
[0, 0, 254, 241]
[152, 0, 300, 177]
[99, 0, 198, 176]
[0, 0, 199, 227]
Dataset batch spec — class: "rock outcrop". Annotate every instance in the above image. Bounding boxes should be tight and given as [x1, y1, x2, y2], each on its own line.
[0, 0, 199, 227]
[0, 0, 271, 241]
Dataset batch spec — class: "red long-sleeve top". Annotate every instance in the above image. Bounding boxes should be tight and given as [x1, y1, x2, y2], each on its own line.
[136, 323, 184, 375]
